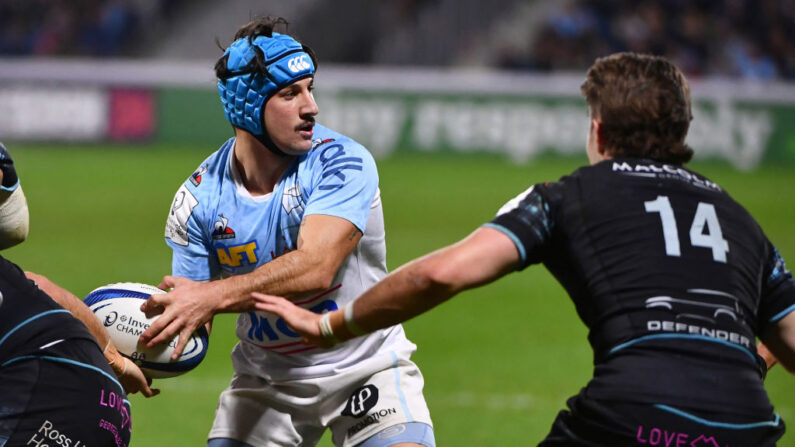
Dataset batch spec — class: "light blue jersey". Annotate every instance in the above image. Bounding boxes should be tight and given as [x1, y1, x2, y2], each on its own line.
[164, 125, 412, 380]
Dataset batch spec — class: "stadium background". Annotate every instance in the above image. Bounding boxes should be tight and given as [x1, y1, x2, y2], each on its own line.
[1, 1, 794, 445]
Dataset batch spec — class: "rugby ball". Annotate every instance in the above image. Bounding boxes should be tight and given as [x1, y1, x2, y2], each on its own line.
[84, 282, 209, 379]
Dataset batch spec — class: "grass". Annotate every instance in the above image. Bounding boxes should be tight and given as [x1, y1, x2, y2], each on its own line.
[4, 144, 794, 446]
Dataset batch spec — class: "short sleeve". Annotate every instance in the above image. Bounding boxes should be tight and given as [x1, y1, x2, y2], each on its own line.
[303, 142, 378, 232]
[484, 182, 556, 270]
[164, 183, 217, 280]
[758, 244, 795, 336]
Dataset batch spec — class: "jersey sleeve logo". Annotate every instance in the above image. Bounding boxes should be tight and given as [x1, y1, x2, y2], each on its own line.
[189, 164, 208, 186]
[165, 184, 199, 246]
[282, 183, 305, 215]
[318, 144, 363, 191]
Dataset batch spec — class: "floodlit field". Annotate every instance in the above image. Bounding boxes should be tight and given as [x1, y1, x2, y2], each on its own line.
[5, 144, 794, 446]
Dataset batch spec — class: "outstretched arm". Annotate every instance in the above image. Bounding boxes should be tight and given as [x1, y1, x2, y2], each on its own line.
[140, 213, 362, 356]
[757, 341, 778, 371]
[254, 226, 522, 346]
[25, 272, 159, 397]
[760, 311, 795, 374]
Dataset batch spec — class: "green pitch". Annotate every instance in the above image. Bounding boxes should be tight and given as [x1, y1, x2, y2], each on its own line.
[5, 144, 794, 446]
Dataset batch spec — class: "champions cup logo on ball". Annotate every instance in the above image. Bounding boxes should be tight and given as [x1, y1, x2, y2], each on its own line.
[103, 311, 118, 327]
[85, 282, 209, 378]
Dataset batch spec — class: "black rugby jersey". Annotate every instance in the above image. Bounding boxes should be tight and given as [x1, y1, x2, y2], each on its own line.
[0, 255, 95, 365]
[488, 157, 795, 416]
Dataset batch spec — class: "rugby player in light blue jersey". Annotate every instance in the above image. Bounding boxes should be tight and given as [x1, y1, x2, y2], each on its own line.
[139, 16, 434, 447]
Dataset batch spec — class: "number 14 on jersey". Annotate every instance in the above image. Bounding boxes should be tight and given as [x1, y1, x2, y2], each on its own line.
[644, 195, 729, 263]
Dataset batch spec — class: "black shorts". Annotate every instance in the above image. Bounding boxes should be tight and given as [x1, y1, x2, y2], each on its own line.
[0, 338, 131, 447]
[539, 391, 785, 447]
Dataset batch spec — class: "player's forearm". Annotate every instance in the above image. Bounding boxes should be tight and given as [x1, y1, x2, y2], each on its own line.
[24, 272, 126, 371]
[218, 248, 336, 311]
[757, 341, 778, 371]
[759, 312, 795, 374]
[327, 254, 459, 342]
[363, 263, 453, 329]
[763, 311, 795, 374]
[327, 229, 521, 342]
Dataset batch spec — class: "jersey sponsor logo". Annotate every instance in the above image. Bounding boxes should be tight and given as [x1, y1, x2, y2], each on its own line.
[216, 241, 258, 268]
[636, 425, 728, 447]
[212, 214, 236, 240]
[318, 144, 364, 190]
[646, 319, 752, 349]
[29, 420, 92, 447]
[343, 385, 380, 418]
[99, 417, 128, 446]
[645, 288, 751, 348]
[343, 385, 401, 437]
[287, 54, 311, 72]
[282, 184, 304, 216]
[189, 164, 207, 186]
[100, 388, 132, 432]
[612, 161, 722, 191]
[165, 185, 199, 246]
[247, 299, 337, 342]
[347, 408, 398, 437]
[645, 289, 743, 325]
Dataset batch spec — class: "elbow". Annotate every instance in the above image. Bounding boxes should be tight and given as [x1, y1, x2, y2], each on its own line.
[0, 227, 28, 249]
[306, 267, 338, 293]
[316, 272, 336, 291]
[0, 187, 29, 249]
[412, 259, 457, 298]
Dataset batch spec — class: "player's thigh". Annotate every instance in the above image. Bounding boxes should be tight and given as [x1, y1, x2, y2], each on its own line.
[209, 373, 325, 446]
[0, 348, 131, 447]
[326, 356, 434, 447]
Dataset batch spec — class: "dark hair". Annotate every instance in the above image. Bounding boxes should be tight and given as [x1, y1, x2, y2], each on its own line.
[214, 16, 318, 81]
[581, 53, 694, 164]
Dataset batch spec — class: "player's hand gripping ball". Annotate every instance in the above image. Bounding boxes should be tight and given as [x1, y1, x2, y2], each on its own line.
[85, 282, 209, 378]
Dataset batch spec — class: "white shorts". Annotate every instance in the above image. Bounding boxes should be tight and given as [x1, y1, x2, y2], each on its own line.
[208, 350, 433, 447]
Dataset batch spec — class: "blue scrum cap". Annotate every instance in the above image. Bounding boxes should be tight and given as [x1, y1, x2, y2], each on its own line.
[217, 32, 315, 136]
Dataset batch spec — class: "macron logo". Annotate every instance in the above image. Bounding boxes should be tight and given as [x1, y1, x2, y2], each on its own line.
[288, 55, 311, 73]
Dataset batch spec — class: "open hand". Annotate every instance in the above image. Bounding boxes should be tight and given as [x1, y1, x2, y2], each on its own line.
[118, 357, 160, 398]
[251, 292, 333, 347]
[138, 276, 216, 359]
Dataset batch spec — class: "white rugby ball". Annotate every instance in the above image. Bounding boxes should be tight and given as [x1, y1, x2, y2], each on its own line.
[84, 282, 209, 379]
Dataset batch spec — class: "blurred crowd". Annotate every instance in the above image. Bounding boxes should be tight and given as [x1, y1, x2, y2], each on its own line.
[498, 0, 795, 80]
[0, 0, 182, 57]
[1, 0, 793, 81]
